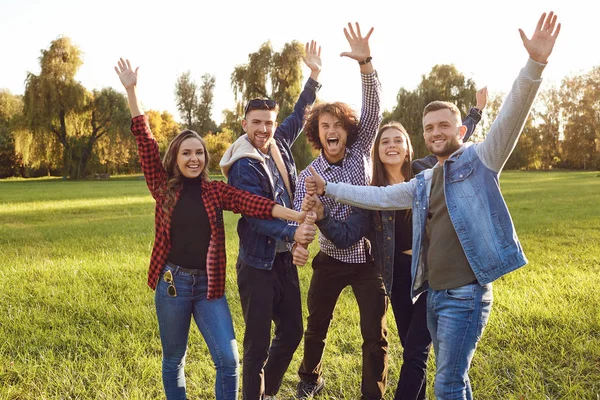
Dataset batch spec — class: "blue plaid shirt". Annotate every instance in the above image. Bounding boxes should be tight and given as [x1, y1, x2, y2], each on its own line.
[294, 71, 382, 264]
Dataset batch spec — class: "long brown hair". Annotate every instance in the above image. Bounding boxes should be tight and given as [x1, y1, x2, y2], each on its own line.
[371, 122, 414, 187]
[160, 130, 211, 211]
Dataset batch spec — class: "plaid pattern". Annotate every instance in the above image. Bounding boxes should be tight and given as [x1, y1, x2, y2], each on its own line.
[294, 71, 382, 264]
[131, 115, 275, 299]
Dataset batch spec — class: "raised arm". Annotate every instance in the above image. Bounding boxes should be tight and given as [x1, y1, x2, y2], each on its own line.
[276, 41, 322, 146]
[341, 22, 382, 152]
[303, 40, 322, 83]
[462, 87, 487, 142]
[115, 58, 143, 117]
[476, 11, 561, 172]
[115, 58, 166, 197]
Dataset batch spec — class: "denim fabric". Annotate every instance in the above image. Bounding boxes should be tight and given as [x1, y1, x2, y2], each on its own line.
[155, 265, 239, 400]
[228, 79, 319, 270]
[236, 252, 303, 399]
[410, 146, 528, 300]
[426, 282, 493, 400]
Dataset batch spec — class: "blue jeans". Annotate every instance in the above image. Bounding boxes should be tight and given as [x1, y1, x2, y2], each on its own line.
[155, 265, 239, 400]
[426, 282, 493, 400]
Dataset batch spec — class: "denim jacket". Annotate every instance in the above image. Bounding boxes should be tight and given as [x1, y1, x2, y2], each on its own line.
[370, 210, 397, 296]
[410, 145, 528, 298]
[325, 58, 544, 301]
[227, 78, 320, 269]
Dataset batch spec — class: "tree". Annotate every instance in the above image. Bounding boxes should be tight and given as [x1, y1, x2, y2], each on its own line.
[174, 71, 197, 130]
[196, 73, 217, 134]
[174, 71, 217, 135]
[23, 37, 131, 179]
[385, 64, 477, 159]
[230, 40, 315, 170]
[560, 67, 600, 169]
[0, 90, 25, 177]
[146, 109, 181, 154]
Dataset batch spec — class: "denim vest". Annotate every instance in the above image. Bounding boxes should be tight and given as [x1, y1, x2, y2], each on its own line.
[410, 144, 528, 300]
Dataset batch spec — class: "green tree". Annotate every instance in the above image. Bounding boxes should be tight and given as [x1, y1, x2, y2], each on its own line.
[0, 90, 25, 177]
[196, 73, 217, 134]
[386, 64, 477, 158]
[23, 37, 131, 178]
[174, 71, 197, 130]
[560, 67, 600, 169]
[174, 71, 217, 135]
[204, 129, 234, 173]
[230, 40, 315, 170]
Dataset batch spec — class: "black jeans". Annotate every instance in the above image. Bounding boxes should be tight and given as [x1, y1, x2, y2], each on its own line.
[390, 252, 431, 400]
[298, 251, 388, 400]
[236, 252, 303, 399]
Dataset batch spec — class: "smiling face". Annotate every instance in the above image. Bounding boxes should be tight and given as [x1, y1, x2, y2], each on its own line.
[318, 112, 348, 163]
[176, 137, 206, 178]
[378, 128, 409, 168]
[423, 108, 466, 161]
[243, 109, 278, 153]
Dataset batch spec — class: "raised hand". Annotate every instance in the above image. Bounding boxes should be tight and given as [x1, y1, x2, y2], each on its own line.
[340, 22, 374, 62]
[518, 11, 561, 64]
[476, 87, 488, 111]
[114, 58, 138, 90]
[306, 166, 327, 196]
[303, 40, 322, 74]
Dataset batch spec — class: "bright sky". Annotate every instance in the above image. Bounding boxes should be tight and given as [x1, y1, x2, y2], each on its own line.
[1, 0, 597, 126]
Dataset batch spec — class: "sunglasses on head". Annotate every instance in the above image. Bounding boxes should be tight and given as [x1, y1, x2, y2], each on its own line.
[244, 99, 277, 115]
[163, 270, 177, 297]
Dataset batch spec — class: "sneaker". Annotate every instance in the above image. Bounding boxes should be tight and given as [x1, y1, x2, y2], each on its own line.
[264, 396, 277, 400]
[296, 377, 325, 399]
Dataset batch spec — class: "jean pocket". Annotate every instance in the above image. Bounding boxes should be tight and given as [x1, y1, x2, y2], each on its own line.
[445, 285, 475, 300]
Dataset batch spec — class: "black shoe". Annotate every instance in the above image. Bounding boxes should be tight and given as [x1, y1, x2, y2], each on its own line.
[296, 377, 325, 399]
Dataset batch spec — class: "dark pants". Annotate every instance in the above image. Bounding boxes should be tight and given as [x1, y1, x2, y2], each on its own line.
[389, 252, 431, 400]
[236, 252, 303, 399]
[298, 251, 388, 400]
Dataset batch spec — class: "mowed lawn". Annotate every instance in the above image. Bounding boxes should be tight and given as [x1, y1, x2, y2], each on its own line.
[0, 171, 599, 400]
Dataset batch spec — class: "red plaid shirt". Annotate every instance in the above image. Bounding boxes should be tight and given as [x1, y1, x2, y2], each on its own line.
[131, 115, 275, 299]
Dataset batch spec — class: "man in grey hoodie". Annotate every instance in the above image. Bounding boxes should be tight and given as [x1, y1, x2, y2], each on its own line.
[219, 40, 321, 400]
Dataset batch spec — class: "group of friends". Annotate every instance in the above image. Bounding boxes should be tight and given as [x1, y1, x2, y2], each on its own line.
[114, 10, 561, 400]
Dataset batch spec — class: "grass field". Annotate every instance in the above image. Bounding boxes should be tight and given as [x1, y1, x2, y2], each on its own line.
[1, 171, 599, 399]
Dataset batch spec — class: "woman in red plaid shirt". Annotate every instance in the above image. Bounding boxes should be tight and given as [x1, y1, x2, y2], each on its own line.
[115, 58, 309, 400]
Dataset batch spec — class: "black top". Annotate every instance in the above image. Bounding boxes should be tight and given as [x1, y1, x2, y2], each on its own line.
[394, 209, 413, 257]
[168, 176, 211, 270]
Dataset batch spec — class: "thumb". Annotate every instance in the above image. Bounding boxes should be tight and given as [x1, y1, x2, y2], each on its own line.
[305, 211, 317, 225]
[339, 52, 351, 58]
[309, 165, 319, 177]
[518, 29, 528, 45]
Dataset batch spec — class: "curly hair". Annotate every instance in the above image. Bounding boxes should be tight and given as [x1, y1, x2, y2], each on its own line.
[159, 130, 211, 212]
[303, 102, 360, 150]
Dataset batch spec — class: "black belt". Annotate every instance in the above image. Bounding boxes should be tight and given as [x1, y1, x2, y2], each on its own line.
[166, 261, 207, 276]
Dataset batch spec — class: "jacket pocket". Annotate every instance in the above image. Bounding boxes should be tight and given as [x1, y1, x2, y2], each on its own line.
[447, 163, 479, 198]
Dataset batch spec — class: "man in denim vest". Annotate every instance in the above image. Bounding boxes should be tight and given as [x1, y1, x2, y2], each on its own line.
[306, 12, 561, 399]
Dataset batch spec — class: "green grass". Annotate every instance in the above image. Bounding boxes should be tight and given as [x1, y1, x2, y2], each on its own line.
[0, 171, 599, 399]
